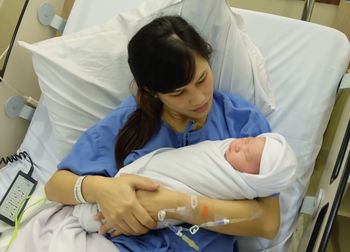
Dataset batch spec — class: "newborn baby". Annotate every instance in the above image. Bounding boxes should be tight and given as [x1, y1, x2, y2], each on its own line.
[75, 132, 297, 232]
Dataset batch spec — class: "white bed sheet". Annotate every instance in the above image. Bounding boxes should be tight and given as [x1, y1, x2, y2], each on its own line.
[62, 2, 350, 250]
[233, 9, 349, 250]
[0, 98, 59, 194]
[0, 1, 349, 251]
[0, 98, 59, 250]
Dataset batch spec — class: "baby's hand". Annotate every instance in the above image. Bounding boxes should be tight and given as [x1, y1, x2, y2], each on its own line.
[73, 204, 101, 233]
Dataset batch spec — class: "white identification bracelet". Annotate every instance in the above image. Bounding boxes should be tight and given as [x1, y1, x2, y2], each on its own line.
[74, 176, 88, 204]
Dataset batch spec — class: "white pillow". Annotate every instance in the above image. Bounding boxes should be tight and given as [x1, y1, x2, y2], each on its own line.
[20, 0, 274, 158]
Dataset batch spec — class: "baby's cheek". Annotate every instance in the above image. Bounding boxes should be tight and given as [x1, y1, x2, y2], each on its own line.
[230, 154, 241, 168]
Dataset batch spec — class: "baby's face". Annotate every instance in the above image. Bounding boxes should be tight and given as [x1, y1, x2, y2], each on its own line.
[225, 137, 266, 174]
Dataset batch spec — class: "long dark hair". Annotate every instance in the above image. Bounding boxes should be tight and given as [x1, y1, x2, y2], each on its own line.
[115, 16, 212, 168]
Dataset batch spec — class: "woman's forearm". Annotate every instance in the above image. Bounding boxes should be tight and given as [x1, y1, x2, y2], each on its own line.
[169, 193, 280, 239]
[206, 196, 280, 239]
[44, 169, 103, 205]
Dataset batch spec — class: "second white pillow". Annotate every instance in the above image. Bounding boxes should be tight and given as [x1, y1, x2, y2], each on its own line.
[20, 0, 275, 158]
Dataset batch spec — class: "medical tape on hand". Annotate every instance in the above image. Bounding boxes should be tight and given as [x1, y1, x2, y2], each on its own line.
[157, 195, 198, 222]
[158, 210, 166, 222]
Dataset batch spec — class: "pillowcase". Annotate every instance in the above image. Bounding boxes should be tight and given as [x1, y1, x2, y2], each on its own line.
[20, 0, 275, 158]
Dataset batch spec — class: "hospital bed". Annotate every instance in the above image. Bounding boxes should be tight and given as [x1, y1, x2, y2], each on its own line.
[0, 0, 349, 251]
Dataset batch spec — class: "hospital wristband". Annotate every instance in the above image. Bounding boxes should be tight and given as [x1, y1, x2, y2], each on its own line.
[74, 176, 88, 204]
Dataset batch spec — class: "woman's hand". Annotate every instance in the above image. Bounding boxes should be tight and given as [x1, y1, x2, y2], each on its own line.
[91, 174, 159, 237]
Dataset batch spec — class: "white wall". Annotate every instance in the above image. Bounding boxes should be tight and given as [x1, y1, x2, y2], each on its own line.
[229, 0, 338, 27]
[0, 0, 65, 163]
[0, 0, 343, 163]
[0, 0, 24, 68]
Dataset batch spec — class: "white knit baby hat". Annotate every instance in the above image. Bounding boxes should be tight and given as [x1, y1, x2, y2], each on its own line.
[239, 132, 297, 197]
[258, 133, 297, 188]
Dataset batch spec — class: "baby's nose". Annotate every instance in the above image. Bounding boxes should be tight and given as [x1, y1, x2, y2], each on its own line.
[234, 142, 241, 152]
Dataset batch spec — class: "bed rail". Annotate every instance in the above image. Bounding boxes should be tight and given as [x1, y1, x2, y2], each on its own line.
[301, 0, 316, 21]
[298, 75, 350, 251]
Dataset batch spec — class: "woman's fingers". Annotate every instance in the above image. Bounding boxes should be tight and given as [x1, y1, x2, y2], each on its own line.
[124, 212, 150, 234]
[94, 211, 104, 221]
[95, 175, 159, 237]
[98, 223, 113, 235]
[109, 229, 123, 237]
[127, 174, 159, 191]
[133, 202, 157, 229]
[99, 221, 131, 236]
[99, 211, 150, 236]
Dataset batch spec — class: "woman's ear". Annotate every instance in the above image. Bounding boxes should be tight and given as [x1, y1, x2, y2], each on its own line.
[143, 87, 158, 98]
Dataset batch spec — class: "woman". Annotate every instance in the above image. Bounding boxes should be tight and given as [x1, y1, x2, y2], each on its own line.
[45, 16, 279, 251]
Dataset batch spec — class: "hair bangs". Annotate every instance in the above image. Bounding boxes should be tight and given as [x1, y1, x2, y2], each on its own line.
[148, 38, 196, 93]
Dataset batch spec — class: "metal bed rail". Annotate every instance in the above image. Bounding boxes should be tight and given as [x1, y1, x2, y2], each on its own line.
[301, 0, 316, 21]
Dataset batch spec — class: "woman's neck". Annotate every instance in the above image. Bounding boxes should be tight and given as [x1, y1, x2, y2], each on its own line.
[162, 110, 207, 132]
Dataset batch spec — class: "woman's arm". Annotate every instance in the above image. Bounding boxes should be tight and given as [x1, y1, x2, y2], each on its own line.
[45, 169, 92, 204]
[186, 194, 280, 239]
[45, 170, 160, 235]
[136, 188, 280, 239]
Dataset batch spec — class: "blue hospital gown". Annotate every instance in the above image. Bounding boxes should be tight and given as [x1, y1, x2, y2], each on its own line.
[58, 89, 271, 252]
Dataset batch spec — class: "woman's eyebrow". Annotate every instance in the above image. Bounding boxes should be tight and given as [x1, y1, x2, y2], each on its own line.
[173, 87, 185, 92]
[196, 71, 207, 83]
[171, 70, 208, 92]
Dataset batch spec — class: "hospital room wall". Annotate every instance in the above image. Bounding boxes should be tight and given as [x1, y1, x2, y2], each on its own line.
[230, 0, 350, 40]
[0, 0, 23, 67]
[0, 0, 348, 162]
[0, 0, 65, 164]
[230, 0, 338, 26]
[333, 0, 350, 41]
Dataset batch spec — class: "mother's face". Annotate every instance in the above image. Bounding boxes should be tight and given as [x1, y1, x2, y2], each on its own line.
[157, 53, 214, 121]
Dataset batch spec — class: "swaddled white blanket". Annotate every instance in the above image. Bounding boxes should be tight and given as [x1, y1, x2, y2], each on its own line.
[115, 133, 297, 199]
[7, 133, 296, 252]
[76, 132, 297, 232]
